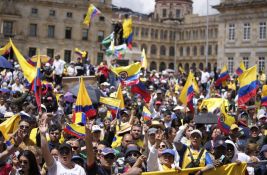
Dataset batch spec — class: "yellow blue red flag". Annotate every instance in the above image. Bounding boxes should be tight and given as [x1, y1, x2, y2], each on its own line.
[72, 112, 86, 125]
[74, 48, 87, 59]
[238, 66, 258, 105]
[261, 85, 267, 107]
[218, 100, 236, 134]
[123, 17, 133, 49]
[74, 77, 96, 118]
[0, 42, 11, 56]
[100, 97, 121, 119]
[83, 4, 101, 26]
[236, 61, 246, 76]
[142, 106, 152, 122]
[32, 50, 42, 112]
[115, 84, 125, 109]
[64, 123, 85, 138]
[111, 62, 141, 86]
[215, 65, 230, 86]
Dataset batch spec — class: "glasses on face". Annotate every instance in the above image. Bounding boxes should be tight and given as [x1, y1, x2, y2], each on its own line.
[159, 144, 166, 149]
[127, 152, 140, 157]
[20, 125, 29, 130]
[59, 149, 71, 155]
[104, 154, 115, 160]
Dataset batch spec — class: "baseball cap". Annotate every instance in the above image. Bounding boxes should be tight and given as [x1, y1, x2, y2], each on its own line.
[249, 125, 259, 130]
[125, 146, 141, 157]
[147, 128, 157, 135]
[101, 147, 115, 156]
[162, 149, 175, 157]
[92, 125, 101, 133]
[190, 129, 202, 138]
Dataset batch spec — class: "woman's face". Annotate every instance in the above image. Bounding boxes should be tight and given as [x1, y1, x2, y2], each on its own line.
[212, 129, 222, 140]
[185, 126, 193, 139]
[19, 155, 30, 172]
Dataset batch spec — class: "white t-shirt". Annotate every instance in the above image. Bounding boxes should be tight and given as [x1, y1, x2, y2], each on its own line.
[53, 59, 65, 75]
[48, 160, 86, 175]
[201, 71, 210, 84]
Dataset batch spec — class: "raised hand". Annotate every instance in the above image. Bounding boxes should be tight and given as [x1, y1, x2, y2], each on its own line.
[39, 119, 48, 135]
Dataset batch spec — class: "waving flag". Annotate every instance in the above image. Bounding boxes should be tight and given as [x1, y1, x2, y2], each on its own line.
[215, 65, 230, 86]
[261, 85, 267, 107]
[131, 82, 151, 103]
[238, 66, 258, 106]
[106, 40, 127, 59]
[100, 97, 121, 119]
[83, 4, 101, 26]
[72, 112, 86, 125]
[236, 61, 246, 76]
[74, 48, 87, 59]
[179, 72, 198, 112]
[75, 77, 96, 118]
[142, 106, 152, 122]
[10, 39, 36, 83]
[32, 50, 42, 112]
[115, 84, 125, 109]
[218, 101, 236, 134]
[102, 32, 114, 48]
[141, 48, 147, 69]
[0, 42, 11, 56]
[0, 114, 21, 141]
[123, 17, 133, 49]
[64, 123, 85, 138]
[111, 62, 141, 86]
[200, 98, 229, 113]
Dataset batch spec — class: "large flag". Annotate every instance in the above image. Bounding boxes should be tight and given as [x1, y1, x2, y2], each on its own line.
[32, 51, 42, 112]
[142, 106, 152, 122]
[64, 123, 85, 138]
[215, 65, 230, 86]
[238, 66, 258, 106]
[100, 97, 121, 119]
[261, 85, 267, 107]
[10, 39, 36, 83]
[74, 77, 96, 118]
[179, 72, 198, 111]
[218, 101, 236, 134]
[111, 62, 141, 86]
[74, 48, 87, 59]
[122, 17, 133, 49]
[141, 48, 147, 69]
[83, 4, 101, 26]
[131, 82, 151, 103]
[106, 40, 127, 59]
[0, 114, 21, 141]
[236, 61, 246, 76]
[115, 84, 125, 109]
[102, 32, 114, 48]
[200, 98, 229, 113]
[0, 42, 11, 56]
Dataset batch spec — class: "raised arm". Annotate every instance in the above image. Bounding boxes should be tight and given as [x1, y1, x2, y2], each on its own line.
[39, 119, 54, 168]
[85, 121, 95, 167]
[173, 124, 188, 151]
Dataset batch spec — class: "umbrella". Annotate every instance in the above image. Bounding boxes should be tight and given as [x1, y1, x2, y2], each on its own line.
[68, 84, 103, 104]
[0, 56, 13, 69]
[30, 55, 51, 63]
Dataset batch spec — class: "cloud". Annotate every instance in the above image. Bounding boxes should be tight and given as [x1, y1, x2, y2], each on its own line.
[112, 0, 220, 16]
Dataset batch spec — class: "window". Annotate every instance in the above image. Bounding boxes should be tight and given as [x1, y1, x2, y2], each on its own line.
[3, 21, 13, 37]
[49, 10, 55, 16]
[31, 8, 38, 14]
[99, 16, 105, 21]
[243, 57, 249, 69]
[65, 27, 72, 39]
[244, 23, 250, 40]
[66, 12, 73, 18]
[48, 25, 55, 38]
[180, 47, 183, 57]
[169, 31, 173, 40]
[208, 45, 212, 55]
[135, 27, 139, 37]
[150, 61, 157, 71]
[164, 30, 167, 40]
[155, 29, 158, 39]
[141, 28, 145, 37]
[64, 50, 72, 63]
[160, 46, 166, 56]
[215, 45, 218, 55]
[259, 57, 265, 71]
[151, 45, 157, 55]
[162, 9, 167, 17]
[29, 24, 37, 37]
[160, 30, 164, 39]
[97, 52, 104, 65]
[228, 57, 234, 74]
[229, 24, 235, 40]
[151, 29, 154, 38]
[169, 46, 175, 56]
[176, 9, 180, 18]
[193, 46, 197, 56]
[145, 28, 149, 37]
[82, 29, 89, 40]
[200, 46, 205, 56]
[29, 47, 36, 57]
[97, 31, 104, 42]
[259, 22, 266, 40]
[47, 48, 54, 59]
[186, 46, 190, 56]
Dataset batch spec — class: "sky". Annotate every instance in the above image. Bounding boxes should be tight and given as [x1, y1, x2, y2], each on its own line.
[112, 0, 221, 16]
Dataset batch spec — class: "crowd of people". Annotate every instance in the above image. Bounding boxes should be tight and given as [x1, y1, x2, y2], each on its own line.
[0, 55, 267, 175]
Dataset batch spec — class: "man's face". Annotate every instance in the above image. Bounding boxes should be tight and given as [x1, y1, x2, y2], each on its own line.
[49, 130, 61, 142]
[19, 121, 30, 138]
[100, 154, 115, 168]
[59, 148, 72, 166]
[122, 135, 133, 147]
[164, 114, 172, 122]
[131, 126, 142, 140]
[190, 133, 201, 147]
[226, 144, 235, 159]
[70, 140, 81, 155]
[250, 128, 259, 138]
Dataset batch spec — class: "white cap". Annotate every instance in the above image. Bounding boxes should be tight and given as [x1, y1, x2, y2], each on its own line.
[92, 125, 101, 132]
[190, 129, 202, 138]
[257, 109, 266, 120]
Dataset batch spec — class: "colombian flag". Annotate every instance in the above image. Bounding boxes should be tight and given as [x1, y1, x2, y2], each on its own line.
[72, 112, 86, 125]
[115, 84, 125, 109]
[123, 17, 133, 49]
[32, 50, 42, 112]
[0, 42, 11, 56]
[261, 85, 267, 107]
[74, 48, 87, 59]
[215, 65, 230, 86]
[142, 106, 152, 122]
[131, 81, 151, 103]
[111, 62, 141, 86]
[0, 114, 21, 141]
[100, 97, 121, 119]
[238, 66, 258, 106]
[179, 72, 198, 112]
[83, 4, 101, 26]
[236, 61, 246, 76]
[74, 77, 96, 118]
[218, 101, 236, 134]
[64, 123, 85, 138]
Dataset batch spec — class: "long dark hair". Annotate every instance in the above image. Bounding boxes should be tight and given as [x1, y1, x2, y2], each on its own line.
[18, 150, 40, 175]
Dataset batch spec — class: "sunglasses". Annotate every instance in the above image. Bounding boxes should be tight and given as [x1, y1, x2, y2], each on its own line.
[20, 125, 29, 130]
[127, 152, 140, 157]
[59, 149, 71, 155]
[104, 154, 115, 160]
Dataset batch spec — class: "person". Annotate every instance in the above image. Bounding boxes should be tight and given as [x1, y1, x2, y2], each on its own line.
[39, 119, 86, 175]
[52, 55, 65, 87]
[48, 124, 61, 150]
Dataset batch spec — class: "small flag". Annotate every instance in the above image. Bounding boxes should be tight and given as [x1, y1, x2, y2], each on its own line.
[115, 84, 125, 109]
[122, 17, 133, 49]
[64, 123, 85, 138]
[74, 48, 87, 58]
[83, 4, 101, 26]
[99, 97, 120, 119]
[236, 61, 246, 76]
[142, 106, 152, 122]
[131, 82, 151, 103]
[106, 40, 127, 59]
[218, 101, 236, 134]
[102, 32, 114, 48]
[72, 112, 86, 125]
[261, 85, 267, 107]
[215, 65, 230, 86]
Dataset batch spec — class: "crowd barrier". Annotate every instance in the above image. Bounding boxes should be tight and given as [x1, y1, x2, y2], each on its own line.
[142, 163, 247, 175]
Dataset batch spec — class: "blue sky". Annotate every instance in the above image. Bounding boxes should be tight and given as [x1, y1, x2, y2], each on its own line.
[112, 0, 220, 16]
